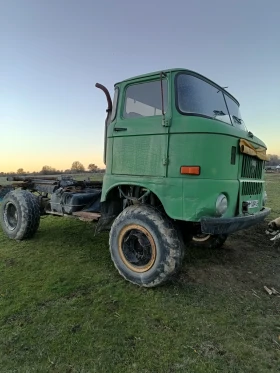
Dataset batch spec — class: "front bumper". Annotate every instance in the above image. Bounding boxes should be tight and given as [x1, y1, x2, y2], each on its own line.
[200, 208, 271, 235]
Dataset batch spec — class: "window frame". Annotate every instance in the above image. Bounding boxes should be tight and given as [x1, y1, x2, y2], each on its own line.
[175, 72, 240, 126]
[111, 86, 119, 122]
[122, 78, 168, 120]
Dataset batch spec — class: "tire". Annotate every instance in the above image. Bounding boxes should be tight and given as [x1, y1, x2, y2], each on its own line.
[0, 186, 13, 201]
[109, 204, 184, 287]
[0, 190, 40, 240]
[190, 233, 227, 249]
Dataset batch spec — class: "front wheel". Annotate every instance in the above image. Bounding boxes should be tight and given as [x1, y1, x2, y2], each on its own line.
[109, 205, 184, 287]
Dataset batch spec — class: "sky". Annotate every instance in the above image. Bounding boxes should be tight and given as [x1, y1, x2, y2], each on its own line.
[1, 0, 280, 173]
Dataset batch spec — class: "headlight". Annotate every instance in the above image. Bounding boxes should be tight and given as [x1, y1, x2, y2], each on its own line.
[216, 194, 228, 216]
[263, 191, 267, 206]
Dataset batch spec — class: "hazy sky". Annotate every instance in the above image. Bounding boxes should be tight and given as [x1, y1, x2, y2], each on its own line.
[1, 0, 280, 172]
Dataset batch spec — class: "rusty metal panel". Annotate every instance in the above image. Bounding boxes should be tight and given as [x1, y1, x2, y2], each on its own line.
[72, 211, 101, 221]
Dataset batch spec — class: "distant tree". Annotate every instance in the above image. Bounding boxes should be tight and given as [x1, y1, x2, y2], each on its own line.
[71, 161, 85, 172]
[267, 154, 279, 166]
[17, 168, 24, 174]
[40, 165, 57, 175]
[88, 163, 98, 172]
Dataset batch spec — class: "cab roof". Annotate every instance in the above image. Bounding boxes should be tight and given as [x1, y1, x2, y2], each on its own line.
[115, 68, 239, 105]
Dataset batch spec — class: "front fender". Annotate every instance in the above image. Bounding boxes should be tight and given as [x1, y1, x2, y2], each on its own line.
[101, 175, 183, 220]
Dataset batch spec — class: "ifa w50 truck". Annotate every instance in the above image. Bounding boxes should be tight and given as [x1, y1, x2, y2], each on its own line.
[0, 68, 271, 287]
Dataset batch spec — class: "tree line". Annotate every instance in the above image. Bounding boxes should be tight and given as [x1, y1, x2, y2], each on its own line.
[1, 155, 279, 177]
[0, 162, 105, 176]
[266, 154, 280, 167]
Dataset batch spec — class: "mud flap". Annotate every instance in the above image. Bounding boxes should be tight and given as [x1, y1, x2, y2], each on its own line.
[95, 199, 123, 234]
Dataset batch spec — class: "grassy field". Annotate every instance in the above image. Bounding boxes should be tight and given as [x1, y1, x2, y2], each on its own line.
[0, 174, 280, 372]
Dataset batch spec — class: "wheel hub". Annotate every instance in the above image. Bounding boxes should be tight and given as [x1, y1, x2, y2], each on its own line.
[118, 224, 156, 273]
[4, 202, 18, 231]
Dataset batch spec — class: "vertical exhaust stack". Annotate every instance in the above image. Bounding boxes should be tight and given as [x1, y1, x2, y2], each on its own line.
[95, 83, 113, 165]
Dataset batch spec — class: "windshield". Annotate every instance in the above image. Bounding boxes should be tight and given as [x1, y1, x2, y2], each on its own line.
[177, 74, 246, 131]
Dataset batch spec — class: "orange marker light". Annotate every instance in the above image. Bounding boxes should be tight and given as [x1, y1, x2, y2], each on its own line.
[180, 166, 200, 175]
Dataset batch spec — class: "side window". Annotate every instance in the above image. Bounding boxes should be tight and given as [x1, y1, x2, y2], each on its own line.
[123, 80, 167, 119]
[111, 87, 119, 121]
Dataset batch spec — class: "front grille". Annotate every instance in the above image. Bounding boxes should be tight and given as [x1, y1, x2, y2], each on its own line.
[241, 182, 263, 196]
[241, 155, 263, 179]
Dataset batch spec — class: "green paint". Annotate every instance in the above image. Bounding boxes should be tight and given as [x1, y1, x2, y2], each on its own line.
[102, 68, 268, 224]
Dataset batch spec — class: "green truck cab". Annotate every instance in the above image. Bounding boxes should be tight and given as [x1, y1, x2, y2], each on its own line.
[97, 68, 270, 286]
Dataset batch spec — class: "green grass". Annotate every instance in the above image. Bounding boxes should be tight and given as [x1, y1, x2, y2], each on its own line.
[1, 175, 280, 372]
[265, 173, 280, 220]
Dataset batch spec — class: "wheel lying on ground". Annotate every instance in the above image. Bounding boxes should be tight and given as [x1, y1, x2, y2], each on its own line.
[109, 204, 185, 287]
[0, 190, 40, 240]
[190, 233, 227, 249]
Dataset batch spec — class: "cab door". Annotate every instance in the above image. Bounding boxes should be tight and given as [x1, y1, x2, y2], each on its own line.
[111, 77, 169, 177]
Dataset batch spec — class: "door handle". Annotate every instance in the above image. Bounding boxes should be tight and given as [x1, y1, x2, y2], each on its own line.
[114, 127, 127, 132]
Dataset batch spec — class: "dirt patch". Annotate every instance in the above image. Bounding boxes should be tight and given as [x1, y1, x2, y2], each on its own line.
[181, 223, 280, 293]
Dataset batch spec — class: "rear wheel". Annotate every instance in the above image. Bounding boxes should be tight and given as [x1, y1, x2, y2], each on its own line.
[109, 205, 184, 287]
[191, 233, 227, 249]
[0, 190, 40, 240]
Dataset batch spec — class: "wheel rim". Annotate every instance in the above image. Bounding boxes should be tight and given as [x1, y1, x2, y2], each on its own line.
[4, 202, 18, 231]
[192, 233, 211, 242]
[118, 224, 156, 273]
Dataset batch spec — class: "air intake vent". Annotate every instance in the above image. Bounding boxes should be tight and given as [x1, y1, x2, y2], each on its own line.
[241, 155, 263, 179]
[241, 182, 263, 196]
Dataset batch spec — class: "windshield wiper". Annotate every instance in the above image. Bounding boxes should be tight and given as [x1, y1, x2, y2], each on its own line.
[232, 115, 242, 125]
[213, 110, 226, 117]
[232, 115, 251, 135]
